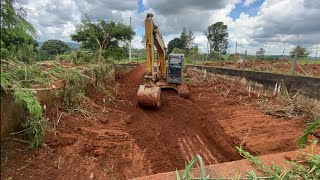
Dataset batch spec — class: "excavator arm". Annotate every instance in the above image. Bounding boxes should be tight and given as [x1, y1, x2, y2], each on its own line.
[154, 27, 167, 78]
[144, 13, 166, 80]
[145, 13, 166, 81]
[137, 13, 190, 108]
[137, 13, 164, 108]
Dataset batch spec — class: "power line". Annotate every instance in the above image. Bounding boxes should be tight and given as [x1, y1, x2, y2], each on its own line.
[131, 19, 144, 27]
[131, 17, 144, 24]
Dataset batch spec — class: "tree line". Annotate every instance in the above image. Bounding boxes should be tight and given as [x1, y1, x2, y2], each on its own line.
[167, 22, 228, 62]
[1, 0, 135, 64]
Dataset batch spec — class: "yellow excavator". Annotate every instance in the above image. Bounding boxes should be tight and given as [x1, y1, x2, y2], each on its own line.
[137, 13, 190, 108]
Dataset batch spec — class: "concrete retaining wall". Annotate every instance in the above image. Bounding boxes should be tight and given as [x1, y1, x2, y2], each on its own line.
[187, 65, 320, 100]
[114, 63, 140, 76]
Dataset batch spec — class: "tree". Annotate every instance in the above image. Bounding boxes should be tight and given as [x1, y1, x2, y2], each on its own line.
[206, 22, 228, 54]
[180, 28, 195, 50]
[188, 45, 199, 64]
[1, 0, 37, 48]
[70, 17, 135, 63]
[40, 39, 71, 56]
[167, 38, 184, 54]
[290, 46, 310, 74]
[1, 0, 38, 63]
[172, 48, 184, 54]
[167, 28, 195, 55]
[290, 46, 310, 58]
[256, 48, 265, 57]
[105, 46, 126, 61]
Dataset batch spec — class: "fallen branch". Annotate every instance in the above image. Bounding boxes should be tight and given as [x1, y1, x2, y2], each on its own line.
[297, 64, 308, 76]
[4, 137, 49, 149]
[240, 128, 251, 147]
[9, 127, 32, 136]
[1, 59, 17, 66]
[54, 112, 65, 128]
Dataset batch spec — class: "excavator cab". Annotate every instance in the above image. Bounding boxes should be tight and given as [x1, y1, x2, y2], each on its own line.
[137, 13, 190, 109]
[166, 54, 184, 84]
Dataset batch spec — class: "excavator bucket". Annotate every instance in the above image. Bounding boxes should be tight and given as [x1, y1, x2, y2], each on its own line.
[177, 84, 190, 99]
[137, 84, 161, 108]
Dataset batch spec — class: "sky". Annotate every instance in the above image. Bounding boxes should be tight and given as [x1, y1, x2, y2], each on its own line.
[16, 0, 320, 56]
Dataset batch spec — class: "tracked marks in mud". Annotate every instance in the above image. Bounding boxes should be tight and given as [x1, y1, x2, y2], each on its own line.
[178, 134, 218, 165]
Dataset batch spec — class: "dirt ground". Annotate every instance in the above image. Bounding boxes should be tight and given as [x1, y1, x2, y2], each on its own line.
[204, 59, 320, 77]
[1, 64, 308, 179]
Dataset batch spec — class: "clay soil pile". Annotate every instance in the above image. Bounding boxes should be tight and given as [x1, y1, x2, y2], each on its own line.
[1, 64, 307, 179]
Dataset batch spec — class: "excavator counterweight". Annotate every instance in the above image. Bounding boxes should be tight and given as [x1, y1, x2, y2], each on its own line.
[137, 13, 190, 108]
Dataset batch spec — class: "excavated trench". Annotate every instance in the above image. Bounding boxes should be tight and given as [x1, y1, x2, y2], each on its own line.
[115, 64, 304, 174]
[116, 64, 240, 173]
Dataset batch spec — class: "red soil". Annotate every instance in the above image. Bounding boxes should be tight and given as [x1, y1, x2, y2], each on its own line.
[1, 64, 308, 179]
[205, 59, 320, 77]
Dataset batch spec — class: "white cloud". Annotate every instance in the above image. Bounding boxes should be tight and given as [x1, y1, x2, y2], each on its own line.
[16, 0, 138, 41]
[15, 0, 320, 56]
[243, 0, 256, 6]
[131, 35, 144, 49]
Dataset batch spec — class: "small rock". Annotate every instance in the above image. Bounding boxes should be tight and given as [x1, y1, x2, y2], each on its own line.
[99, 118, 109, 123]
[90, 172, 94, 179]
[125, 119, 133, 124]
[93, 148, 105, 156]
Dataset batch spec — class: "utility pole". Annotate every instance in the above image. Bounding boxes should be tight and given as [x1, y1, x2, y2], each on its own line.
[235, 41, 238, 54]
[282, 48, 285, 56]
[205, 40, 209, 64]
[291, 46, 300, 75]
[129, 17, 132, 62]
[316, 49, 318, 58]
[244, 50, 247, 60]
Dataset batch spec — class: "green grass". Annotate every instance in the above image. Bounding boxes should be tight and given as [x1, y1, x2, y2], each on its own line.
[297, 59, 320, 64]
[176, 155, 207, 180]
[237, 145, 320, 179]
[178, 146, 320, 179]
[297, 117, 320, 148]
[13, 87, 46, 148]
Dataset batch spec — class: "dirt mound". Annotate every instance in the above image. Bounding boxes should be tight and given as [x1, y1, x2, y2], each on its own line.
[117, 64, 146, 84]
[205, 60, 320, 77]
